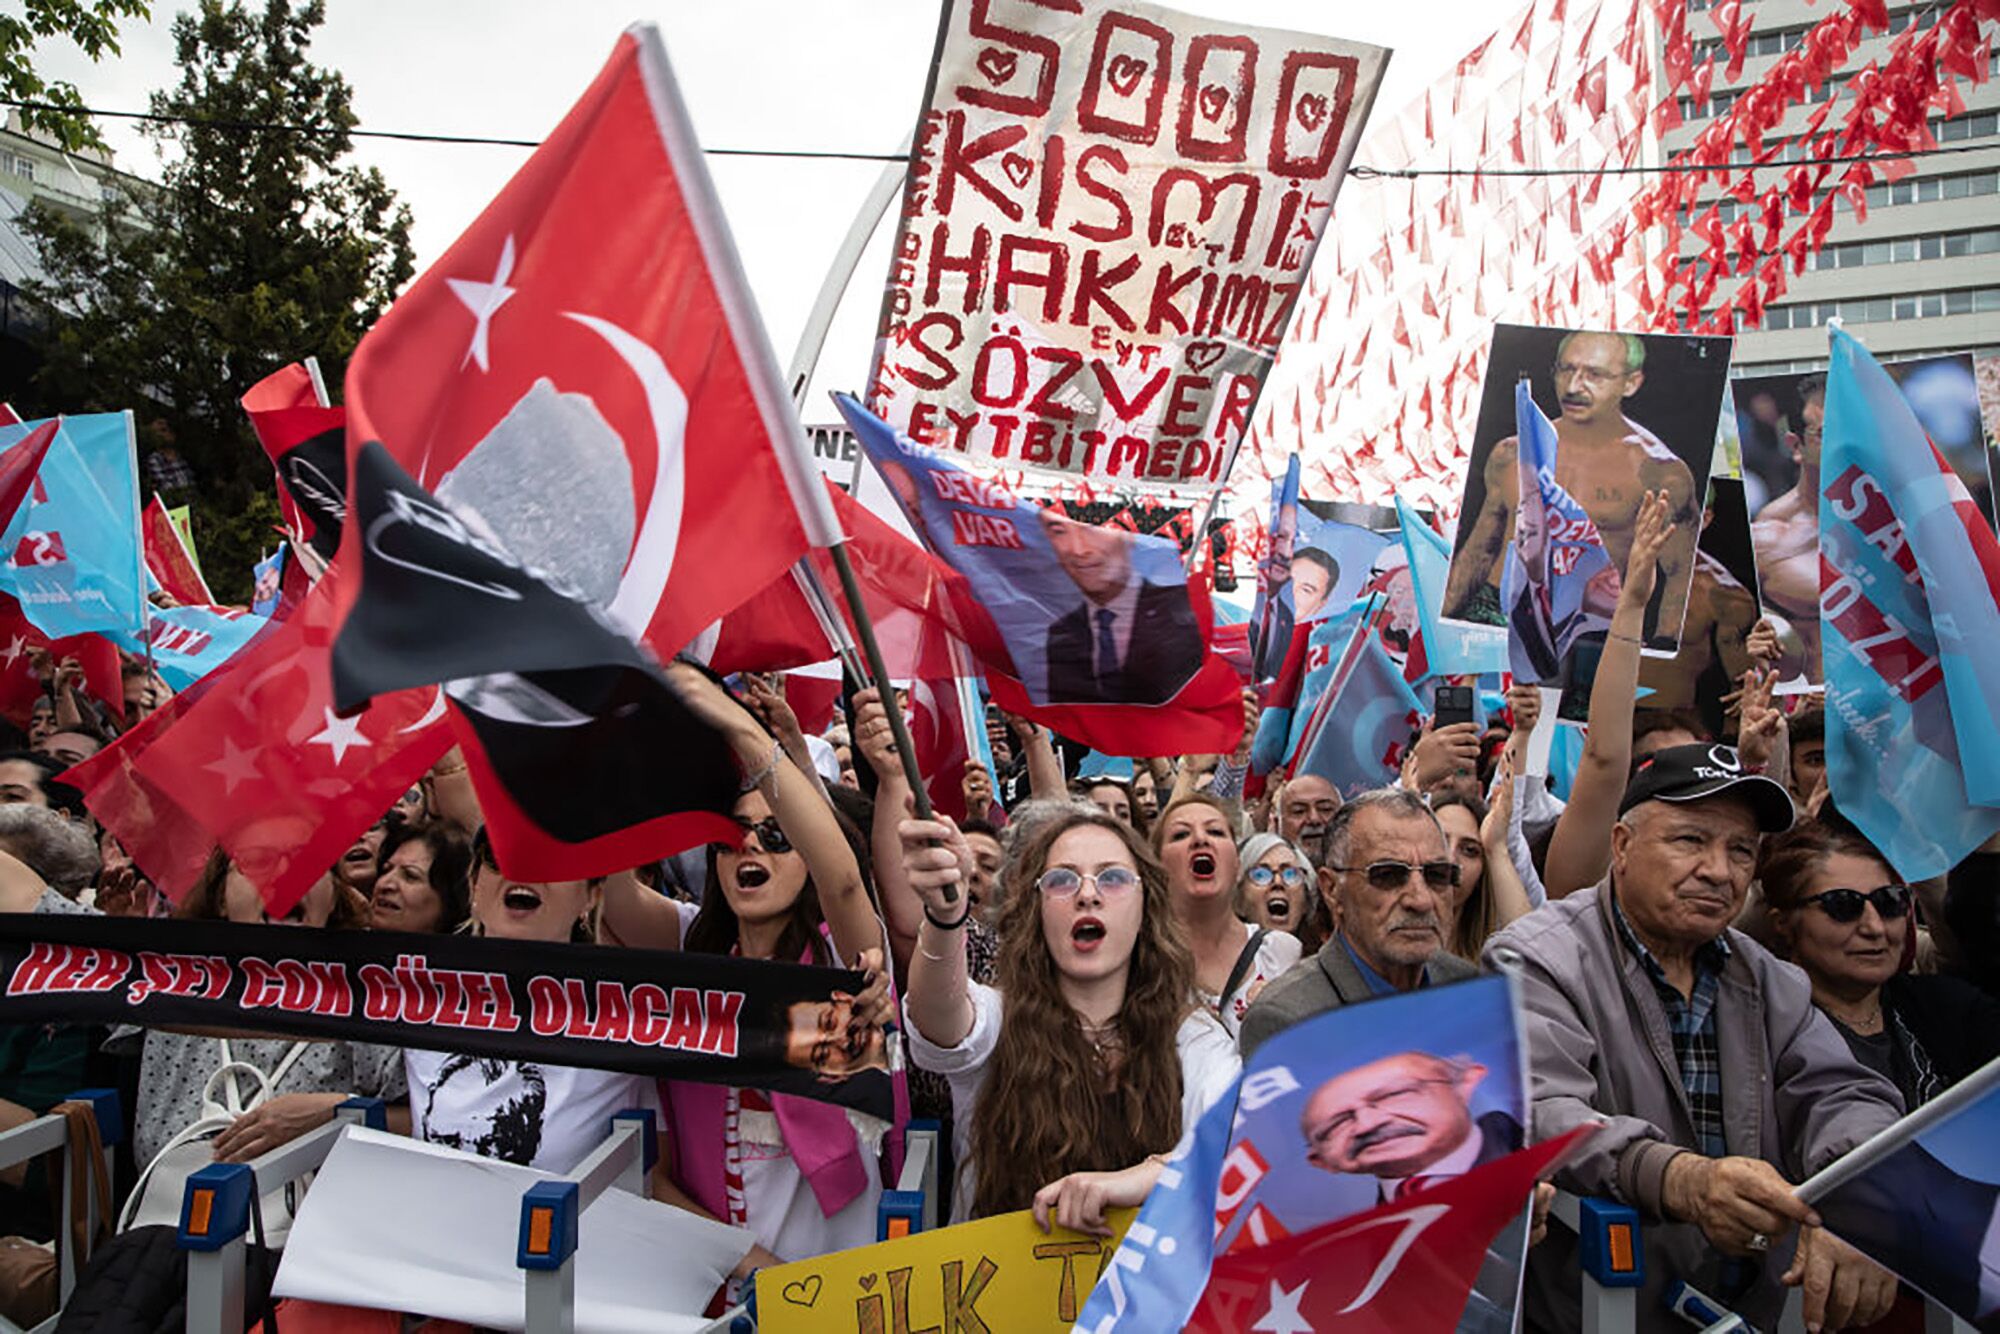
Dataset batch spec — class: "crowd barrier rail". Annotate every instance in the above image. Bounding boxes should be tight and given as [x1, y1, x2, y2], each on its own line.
[0, 1086, 122, 1334]
[1551, 1188, 1979, 1334]
[167, 1106, 942, 1334]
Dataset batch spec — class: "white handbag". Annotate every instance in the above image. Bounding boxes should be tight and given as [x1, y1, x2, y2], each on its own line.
[119, 1038, 314, 1246]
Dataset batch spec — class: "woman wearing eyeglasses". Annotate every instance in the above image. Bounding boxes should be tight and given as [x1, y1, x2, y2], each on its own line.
[897, 806, 1239, 1230]
[1759, 821, 2000, 1110]
[1151, 795, 1301, 1037]
[1238, 832, 1325, 951]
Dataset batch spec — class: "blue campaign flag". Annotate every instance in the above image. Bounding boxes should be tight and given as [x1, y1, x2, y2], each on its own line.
[252, 545, 286, 617]
[0, 413, 145, 640]
[1398, 494, 1509, 678]
[1802, 1057, 2000, 1331]
[1249, 454, 1302, 681]
[1293, 632, 1426, 797]
[109, 605, 266, 690]
[1079, 975, 1529, 1333]
[1246, 597, 1368, 776]
[1501, 382, 1616, 685]
[1821, 325, 2000, 877]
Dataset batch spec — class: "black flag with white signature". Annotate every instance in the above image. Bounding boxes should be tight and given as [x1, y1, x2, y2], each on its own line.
[331, 440, 739, 881]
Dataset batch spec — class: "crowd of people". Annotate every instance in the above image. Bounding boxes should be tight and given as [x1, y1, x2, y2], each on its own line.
[0, 513, 1995, 1333]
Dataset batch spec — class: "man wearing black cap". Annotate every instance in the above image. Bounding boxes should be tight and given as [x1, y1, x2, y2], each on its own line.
[1486, 743, 1904, 1333]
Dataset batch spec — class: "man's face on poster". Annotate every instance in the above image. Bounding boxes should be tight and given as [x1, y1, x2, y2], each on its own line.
[1262, 505, 1299, 588]
[1554, 333, 1641, 427]
[253, 566, 280, 604]
[784, 994, 886, 1080]
[1794, 391, 1825, 470]
[1301, 1052, 1485, 1179]
[1040, 510, 1133, 603]
[1515, 495, 1548, 577]
[1291, 552, 1337, 620]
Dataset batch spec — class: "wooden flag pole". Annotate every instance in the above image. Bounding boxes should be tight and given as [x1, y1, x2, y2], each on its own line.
[820, 541, 955, 903]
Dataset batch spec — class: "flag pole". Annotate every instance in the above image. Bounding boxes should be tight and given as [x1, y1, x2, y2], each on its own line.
[822, 541, 956, 903]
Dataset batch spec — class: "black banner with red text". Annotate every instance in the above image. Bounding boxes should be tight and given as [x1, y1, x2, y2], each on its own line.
[0, 914, 893, 1120]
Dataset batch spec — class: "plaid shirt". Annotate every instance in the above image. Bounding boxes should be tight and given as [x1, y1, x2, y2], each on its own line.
[1612, 895, 1731, 1159]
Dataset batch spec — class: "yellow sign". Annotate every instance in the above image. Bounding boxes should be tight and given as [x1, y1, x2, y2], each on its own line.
[756, 1207, 1135, 1333]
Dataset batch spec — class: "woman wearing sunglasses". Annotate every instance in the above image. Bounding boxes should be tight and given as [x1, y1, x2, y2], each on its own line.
[1237, 832, 1325, 951]
[898, 806, 1239, 1232]
[597, 666, 898, 1279]
[1759, 821, 2000, 1110]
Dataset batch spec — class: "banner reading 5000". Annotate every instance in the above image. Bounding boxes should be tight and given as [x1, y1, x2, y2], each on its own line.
[866, 0, 1388, 489]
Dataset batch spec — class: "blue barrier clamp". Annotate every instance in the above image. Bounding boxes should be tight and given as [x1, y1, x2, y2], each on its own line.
[518, 1180, 579, 1271]
[877, 1188, 925, 1242]
[62, 1088, 124, 1147]
[907, 1116, 942, 1139]
[178, 1162, 254, 1251]
[612, 1108, 658, 1174]
[1576, 1196, 1644, 1288]
[338, 1096, 387, 1130]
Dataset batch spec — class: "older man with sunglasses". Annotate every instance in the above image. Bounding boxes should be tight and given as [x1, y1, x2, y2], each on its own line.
[1487, 744, 1904, 1334]
[1239, 789, 1474, 1060]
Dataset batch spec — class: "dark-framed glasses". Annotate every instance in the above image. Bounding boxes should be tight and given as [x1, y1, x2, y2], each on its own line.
[1800, 885, 1910, 923]
[1331, 859, 1458, 892]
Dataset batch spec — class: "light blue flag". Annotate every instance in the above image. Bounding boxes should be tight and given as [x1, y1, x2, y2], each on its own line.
[251, 545, 286, 617]
[1246, 597, 1366, 775]
[1821, 325, 2000, 877]
[1803, 1057, 2000, 1330]
[1292, 633, 1427, 797]
[1397, 494, 1509, 678]
[109, 605, 266, 690]
[1500, 382, 1616, 685]
[0, 413, 145, 640]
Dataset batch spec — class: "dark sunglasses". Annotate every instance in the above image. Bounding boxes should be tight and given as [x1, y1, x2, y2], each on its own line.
[1800, 885, 1910, 924]
[1332, 859, 1459, 892]
[1247, 865, 1309, 889]
[726, 817, 793, 855]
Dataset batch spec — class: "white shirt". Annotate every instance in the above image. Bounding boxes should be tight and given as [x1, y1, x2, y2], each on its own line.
[1375, 1121, 1485, 1201]
[405, 1049, 660, 1175]
[904, 982, 1241, 1223]
[1200, 924, 1304, 1038]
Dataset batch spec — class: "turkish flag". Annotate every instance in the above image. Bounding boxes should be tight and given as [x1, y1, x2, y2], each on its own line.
[1187, 1127, 1594, 1334]
[0, 594, 122, 730]
[0, 420, 56, 535]
[142, 496, 213, 606]
[66, 571, 447, 911]
[330, 442, 737, 880]
[335, 23, 838, 676]
[241, 362, 347, 564]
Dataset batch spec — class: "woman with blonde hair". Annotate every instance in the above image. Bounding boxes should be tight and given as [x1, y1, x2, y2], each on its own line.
[899, 805, 1238, 1230]
[1154, 793, 1301, 1036]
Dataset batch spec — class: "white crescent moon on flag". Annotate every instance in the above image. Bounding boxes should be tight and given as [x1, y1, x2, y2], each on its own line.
[563, 312, 688, 641]
[399, 685, 447, 733]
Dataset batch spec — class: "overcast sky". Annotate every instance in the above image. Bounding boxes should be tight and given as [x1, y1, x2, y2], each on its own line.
[37, 0, 1495, 422]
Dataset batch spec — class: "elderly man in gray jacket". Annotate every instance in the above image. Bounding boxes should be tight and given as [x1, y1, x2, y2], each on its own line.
[1487, 743, 1903, 1333]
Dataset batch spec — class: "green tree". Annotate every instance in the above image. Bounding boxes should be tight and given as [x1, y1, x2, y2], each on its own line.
[23, 0, 412, 602]
[1, 0, 152, 151]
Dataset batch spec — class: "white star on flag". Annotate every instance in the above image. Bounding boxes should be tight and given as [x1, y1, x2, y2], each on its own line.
[1252, 1278, 1313, 1334]
[307, 706, 374, 766]
[446, 234, 517, 373]
[203, 735, 261, 796]
[0, 636, 25, 669]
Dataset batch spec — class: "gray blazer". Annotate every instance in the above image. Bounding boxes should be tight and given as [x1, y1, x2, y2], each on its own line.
[1485, 879, 1905, 1333]
[1237, 934, 1479, 1059]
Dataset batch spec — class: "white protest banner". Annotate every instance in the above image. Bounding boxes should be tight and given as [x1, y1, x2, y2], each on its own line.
[865, 0, 1388, 491]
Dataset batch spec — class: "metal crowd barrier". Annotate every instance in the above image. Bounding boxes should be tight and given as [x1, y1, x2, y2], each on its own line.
[1551, 1188, 1980, 1334]
[0, 1087, 122, 1334]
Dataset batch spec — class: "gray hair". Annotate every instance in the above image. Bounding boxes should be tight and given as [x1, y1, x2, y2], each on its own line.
[1320, 788, 1441, 870]
[1238, 832, 1312, 881]
[0, 805, 100, 894]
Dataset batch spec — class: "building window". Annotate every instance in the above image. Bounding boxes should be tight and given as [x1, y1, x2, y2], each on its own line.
[1760, 285, 2000, 330]
[0, 151, 34, 182]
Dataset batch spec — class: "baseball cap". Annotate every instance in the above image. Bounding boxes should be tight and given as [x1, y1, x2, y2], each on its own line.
[1619, 743, 1795, 833]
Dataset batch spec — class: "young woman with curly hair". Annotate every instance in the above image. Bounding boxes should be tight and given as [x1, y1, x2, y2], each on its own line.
[898, 805, 1238, 1231]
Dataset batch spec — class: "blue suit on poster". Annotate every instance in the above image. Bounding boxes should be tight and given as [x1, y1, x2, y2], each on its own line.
[1501, 381, 1616, 686]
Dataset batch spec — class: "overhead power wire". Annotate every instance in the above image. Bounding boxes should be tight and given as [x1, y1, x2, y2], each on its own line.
[3, 96, 1989, 175]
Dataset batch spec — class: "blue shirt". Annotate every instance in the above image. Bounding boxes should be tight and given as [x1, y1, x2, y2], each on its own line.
[1339, 933, 1424, 997]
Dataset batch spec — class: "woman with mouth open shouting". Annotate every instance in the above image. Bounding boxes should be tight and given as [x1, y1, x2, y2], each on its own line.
[596, 664, 899, 1281]
[898, 805, 1239, 1233]
[1155, 795, 1302, 1037]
